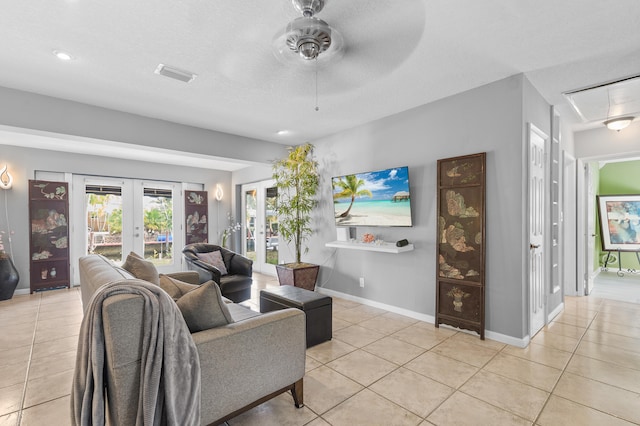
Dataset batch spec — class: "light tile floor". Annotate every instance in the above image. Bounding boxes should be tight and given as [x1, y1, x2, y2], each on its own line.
[1, 274, 639, 425]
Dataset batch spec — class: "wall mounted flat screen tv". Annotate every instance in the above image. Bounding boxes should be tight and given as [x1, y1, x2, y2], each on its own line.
[332, 166, 413, 227]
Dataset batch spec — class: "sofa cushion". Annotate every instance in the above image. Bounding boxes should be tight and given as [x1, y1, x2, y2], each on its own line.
[176, 281, 234, 332]
[196, 250, 228, 275]
[159, 274, 200, 300]
[122, 252, 160, 285]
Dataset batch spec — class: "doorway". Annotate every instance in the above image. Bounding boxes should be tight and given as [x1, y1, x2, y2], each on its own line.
[578, 157, 640, 301]
[241, 180, 279, 275]
[71, 175, 183, 282]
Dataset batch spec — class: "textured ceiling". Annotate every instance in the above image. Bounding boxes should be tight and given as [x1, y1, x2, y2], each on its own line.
[1, 0, 639, 146]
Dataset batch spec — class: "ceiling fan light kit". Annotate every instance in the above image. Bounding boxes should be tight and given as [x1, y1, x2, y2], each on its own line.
[286, 17, 332, 60]
[604, 116, 634, 131]
[274, 0, 343, 64]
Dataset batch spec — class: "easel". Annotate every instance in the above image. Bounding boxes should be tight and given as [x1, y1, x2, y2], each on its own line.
[603, 249, 640, 277]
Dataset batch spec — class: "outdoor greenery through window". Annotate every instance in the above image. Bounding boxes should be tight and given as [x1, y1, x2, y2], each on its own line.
[143, 188, 173, 265]
[86, 185, 173, 265]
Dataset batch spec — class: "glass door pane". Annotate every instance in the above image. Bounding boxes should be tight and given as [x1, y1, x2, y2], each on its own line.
[85, 185, 124, 264]
[242, 180, 277, 275]
[265, 186, 279, 266]
[142, 187, 173, 266]
[245, 188, 257, 262]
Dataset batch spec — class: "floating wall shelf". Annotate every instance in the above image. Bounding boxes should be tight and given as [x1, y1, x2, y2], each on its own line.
[325, 240, 414, 254]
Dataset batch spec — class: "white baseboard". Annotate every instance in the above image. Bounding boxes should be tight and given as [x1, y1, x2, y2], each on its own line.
[548, 302, 564, 322]
[13, 288, 30, 296]
[315, 287, 529, 348]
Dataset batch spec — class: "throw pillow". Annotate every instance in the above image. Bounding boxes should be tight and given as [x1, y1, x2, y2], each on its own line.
[196, 250, 228, 275]
[176, 281, 234, 333]
[122, 252, 160, 285]
[159, 274, 199, 300]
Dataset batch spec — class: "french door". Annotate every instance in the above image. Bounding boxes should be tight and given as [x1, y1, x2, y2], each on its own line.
[241, 180, 279, 275]
[71, 176, 183, 281]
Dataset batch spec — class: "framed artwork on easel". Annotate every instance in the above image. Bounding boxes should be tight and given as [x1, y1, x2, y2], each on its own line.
[435, 152, 486, 339]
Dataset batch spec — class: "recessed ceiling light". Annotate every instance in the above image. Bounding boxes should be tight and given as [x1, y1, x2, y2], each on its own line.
[277, 130, 291, 136]
[53, 50, 74, 61]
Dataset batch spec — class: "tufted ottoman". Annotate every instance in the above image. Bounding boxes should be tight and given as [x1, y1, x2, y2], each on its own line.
[260, 286, 332, 348]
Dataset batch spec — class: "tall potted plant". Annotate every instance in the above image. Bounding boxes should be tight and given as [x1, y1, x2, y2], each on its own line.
[272, 143, 320, 290]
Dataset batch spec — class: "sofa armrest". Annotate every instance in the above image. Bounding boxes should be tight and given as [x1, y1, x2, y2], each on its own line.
[230, 253, 253, 277]
[164, 271, 200, 285]
[192, 309, 306, 424]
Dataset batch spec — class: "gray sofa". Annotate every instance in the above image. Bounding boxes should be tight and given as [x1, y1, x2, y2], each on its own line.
[77, 254, 306, 425]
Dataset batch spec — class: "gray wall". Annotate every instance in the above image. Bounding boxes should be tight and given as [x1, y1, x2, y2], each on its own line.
[0, 144, 232, 293]
[574, 121, 640, 159]
[293, 74, 540, 340]
[0, 86, 292, 293]
[0, 86, 289, 164]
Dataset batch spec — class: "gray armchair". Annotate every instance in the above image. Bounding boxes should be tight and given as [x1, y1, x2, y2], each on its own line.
[182, 243, 253, 303]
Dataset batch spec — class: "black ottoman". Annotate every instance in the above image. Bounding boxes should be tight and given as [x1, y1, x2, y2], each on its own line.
[260, 286, 332, 348]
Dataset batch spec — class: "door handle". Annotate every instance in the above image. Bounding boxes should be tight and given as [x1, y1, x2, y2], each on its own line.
[530, 244, 540, 249]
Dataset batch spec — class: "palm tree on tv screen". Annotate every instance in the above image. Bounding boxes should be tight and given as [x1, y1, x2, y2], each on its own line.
[333, 175, 372, 218]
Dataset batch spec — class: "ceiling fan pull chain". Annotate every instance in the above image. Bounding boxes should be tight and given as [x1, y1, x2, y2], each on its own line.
[315, 56, 319, 111]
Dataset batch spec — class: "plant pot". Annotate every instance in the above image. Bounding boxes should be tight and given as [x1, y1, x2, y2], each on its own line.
[0, 256, 20, 301]
[276, 263, 319, 291]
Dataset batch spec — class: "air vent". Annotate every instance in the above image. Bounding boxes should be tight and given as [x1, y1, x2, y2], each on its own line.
[154, 64, 197, 83]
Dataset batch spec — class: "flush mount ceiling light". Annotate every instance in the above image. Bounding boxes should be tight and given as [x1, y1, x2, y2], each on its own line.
[154, 64, 197, 83]
[604, 116, 635, 131]
[273, 0, 344, 64]
[53, 50, 74, 61]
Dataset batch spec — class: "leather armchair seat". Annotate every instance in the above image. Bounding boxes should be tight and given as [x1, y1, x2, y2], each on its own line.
[182, 243, 253, 303]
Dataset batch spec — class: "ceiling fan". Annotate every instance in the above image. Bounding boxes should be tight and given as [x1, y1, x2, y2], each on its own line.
[272, 0, 344, 67]
[213, 0, 426, 98]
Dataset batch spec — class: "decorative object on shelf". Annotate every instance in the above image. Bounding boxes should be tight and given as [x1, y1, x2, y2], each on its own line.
[221, 213, 241, 249]
[436, 152, 486, 340]
[396, 239, 409, 247]
[273, 143, 320, 290]
[185, 190, 208, 245]
[361, 233, 375, 243]
[29, 180, 70, 293]
[0, 232, 19, 300]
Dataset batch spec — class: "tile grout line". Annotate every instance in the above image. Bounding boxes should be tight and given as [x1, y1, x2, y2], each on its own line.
[530, 300, 631, 425]
[16, 293, 42, 426]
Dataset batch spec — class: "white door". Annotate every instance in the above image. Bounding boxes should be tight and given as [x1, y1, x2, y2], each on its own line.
[71, 176, 183, 284]
[241, 180, 278, 275]
[585, 162, 597, 295]
[528, 124, 548, 337]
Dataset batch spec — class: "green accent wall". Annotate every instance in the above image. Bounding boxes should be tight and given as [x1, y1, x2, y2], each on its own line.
[598, 160, 640, 269]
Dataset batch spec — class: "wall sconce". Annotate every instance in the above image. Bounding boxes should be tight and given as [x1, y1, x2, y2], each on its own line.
[604, 116, 634, 132]
[215, 184, 224, 201]
[0, 165, 13, 190]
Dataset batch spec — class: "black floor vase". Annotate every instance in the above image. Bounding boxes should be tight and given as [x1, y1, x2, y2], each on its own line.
[0, 256, 19, 300]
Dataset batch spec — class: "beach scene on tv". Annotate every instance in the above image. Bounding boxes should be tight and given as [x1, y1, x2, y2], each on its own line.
[333, 166, 412, 227]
